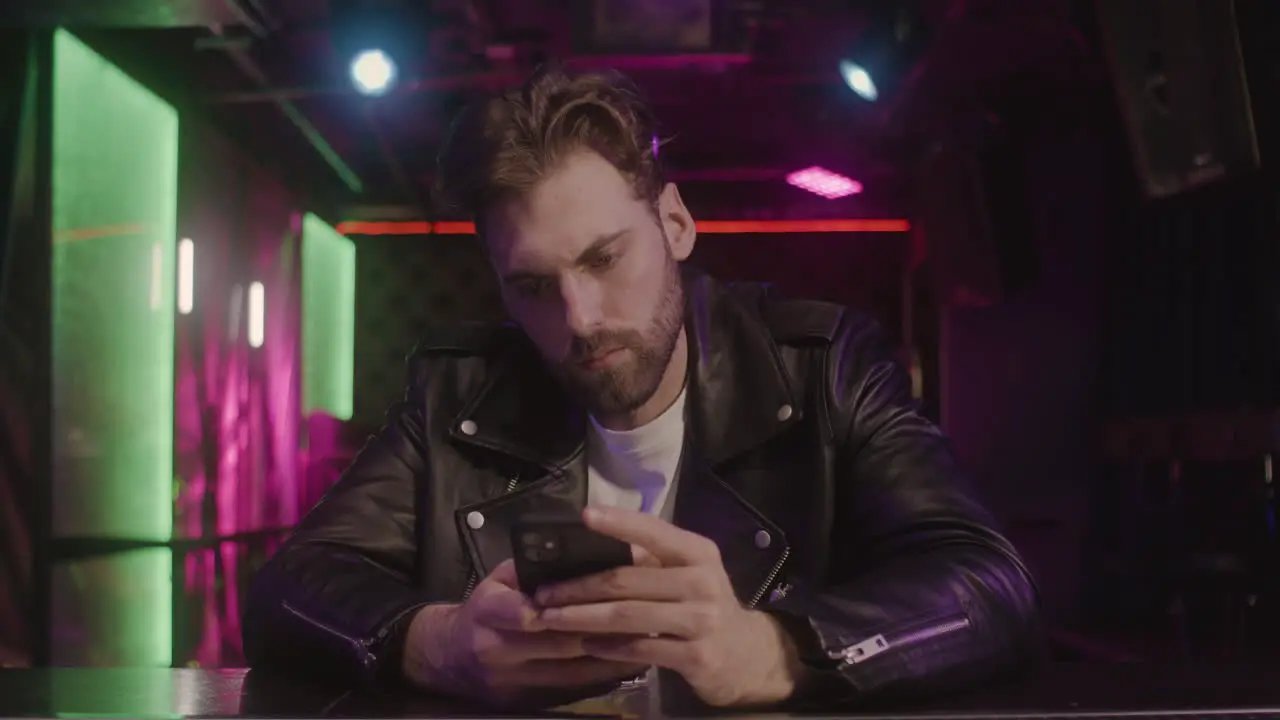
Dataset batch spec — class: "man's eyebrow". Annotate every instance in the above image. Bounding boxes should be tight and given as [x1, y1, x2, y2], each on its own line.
[501, 230, 629, 286]
[573, 230, 628, 265]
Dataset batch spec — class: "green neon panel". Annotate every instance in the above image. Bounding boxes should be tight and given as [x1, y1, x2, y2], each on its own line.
[301, 212, 356, 420]
[50, 28, 176, 667]
[51, 666, 179, 718]
[50, 552, 174, 669]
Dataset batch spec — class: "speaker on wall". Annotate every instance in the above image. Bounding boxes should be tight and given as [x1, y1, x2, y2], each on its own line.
[1096, 0, 1261, 199]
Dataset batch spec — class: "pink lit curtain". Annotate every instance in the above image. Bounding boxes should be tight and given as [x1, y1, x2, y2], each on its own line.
[173, 126, 303, 667]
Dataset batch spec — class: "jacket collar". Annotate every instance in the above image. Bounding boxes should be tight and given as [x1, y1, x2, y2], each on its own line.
[449, 267, 803, 471]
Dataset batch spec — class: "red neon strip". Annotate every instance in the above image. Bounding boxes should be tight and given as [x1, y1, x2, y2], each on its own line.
[432, 221, 475, 234]
[696, 219, 909, 233]
[336, 221, 432, 235]
[337, 218, 910, 236]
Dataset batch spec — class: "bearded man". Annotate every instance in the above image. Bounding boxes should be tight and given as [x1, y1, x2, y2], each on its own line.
[243, 65, 1042, 710]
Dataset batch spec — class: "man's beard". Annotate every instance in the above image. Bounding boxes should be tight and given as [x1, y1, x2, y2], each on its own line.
[557, 258, 684, 418]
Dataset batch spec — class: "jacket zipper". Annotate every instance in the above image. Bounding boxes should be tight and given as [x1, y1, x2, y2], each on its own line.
[282, 600, 377, 671]
[829, 613, 972, 666]
[746, 546, 790, 608]
[460, 475, 522, 600]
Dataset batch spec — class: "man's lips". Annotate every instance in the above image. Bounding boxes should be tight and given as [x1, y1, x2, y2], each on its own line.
[577, 348, 625, 371]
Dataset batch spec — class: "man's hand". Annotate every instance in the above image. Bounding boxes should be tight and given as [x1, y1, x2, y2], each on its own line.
[533, 507, 803, 708]
[401, 559, 645, 707]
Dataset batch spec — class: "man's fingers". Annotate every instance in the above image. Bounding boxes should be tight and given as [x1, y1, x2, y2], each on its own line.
[632, 545, 659, 567]
[535, 566, 717, 608]
[582, 635, 690, 674]
[539, 600, 718, 639]
[484, 630, 587, 664]
[488, 559, 520, 588]
[472, 583, 544, 632]
[584, 507, 719, 567]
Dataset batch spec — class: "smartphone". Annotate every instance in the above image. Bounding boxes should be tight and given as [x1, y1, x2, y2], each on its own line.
[511, 514, 633, 597]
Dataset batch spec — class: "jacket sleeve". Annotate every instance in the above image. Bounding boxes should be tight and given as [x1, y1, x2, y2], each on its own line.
[242, 384, 433, 687]
[766, 316, 1044, 703]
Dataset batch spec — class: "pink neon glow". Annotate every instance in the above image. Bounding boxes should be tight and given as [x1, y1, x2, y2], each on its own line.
[173, 202, 306, 667]
[785, 166, 863, 199]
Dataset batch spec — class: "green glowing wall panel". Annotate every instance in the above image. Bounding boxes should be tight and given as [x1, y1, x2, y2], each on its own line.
[50, 29, 176, 667]
[50, 551, 174, 669]
[301, 213, 356, 420]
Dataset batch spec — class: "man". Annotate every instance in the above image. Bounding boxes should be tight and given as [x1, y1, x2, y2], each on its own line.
[243, 65, 1042, 709]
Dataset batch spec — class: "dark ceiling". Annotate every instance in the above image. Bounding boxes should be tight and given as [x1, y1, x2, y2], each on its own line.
[10, 0, 1093, 220]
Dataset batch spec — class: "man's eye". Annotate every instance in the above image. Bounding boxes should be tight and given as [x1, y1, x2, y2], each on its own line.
[515, 279, 552, 297]
[588, 253, 615, 270]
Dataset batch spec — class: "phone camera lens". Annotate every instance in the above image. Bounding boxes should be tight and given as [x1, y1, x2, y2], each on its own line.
[521, 532, 562, 562]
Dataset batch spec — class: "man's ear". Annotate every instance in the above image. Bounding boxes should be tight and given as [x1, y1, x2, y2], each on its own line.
[657, 183, 696, 261]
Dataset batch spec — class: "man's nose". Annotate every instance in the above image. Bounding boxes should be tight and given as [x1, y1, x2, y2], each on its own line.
[561, 275, 603, 336]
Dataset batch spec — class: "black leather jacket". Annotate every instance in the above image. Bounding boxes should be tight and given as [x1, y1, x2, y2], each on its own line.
[243, 269, 1042, 704]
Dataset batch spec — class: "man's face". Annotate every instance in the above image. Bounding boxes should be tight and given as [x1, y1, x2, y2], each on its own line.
[483, 150, 696, 418]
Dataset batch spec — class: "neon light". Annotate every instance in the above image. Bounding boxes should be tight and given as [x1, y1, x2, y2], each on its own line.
[432, 221, 475, 235]
[177, 238, 193, 314]
[301, 213, 356, 420]
[51, 28, 175, 667]
[696, 219, 906, 233]
[335, 218, 910, 236]
[52, 222, 149, 243]
[150, 242, 163, 311]
[247, 282, 265, 348]
[337, 220, 431, 235]
[785, 166, 863, 199]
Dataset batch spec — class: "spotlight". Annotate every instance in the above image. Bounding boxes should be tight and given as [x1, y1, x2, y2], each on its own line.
[331, 0, 416, 98]
[839, 3, 930, 103]
[350, 48, 398, 96]
[839, 60, 878, 102]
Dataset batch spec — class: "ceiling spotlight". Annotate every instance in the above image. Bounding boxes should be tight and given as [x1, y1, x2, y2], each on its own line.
[839, 60, 878, 102]
[838, 3, 930, 103]
[350, 49, 397, 96]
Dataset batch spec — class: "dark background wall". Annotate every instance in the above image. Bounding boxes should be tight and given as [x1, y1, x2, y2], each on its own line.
[940, 114, 1109, 627]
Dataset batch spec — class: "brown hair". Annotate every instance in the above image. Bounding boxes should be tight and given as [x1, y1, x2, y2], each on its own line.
[434, 64, 666, 224]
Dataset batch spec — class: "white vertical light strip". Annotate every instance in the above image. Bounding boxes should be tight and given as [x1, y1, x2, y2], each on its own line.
[149, 242, 162, 310]
[177, 238, 194, 314]
[247, 281, 265, 348]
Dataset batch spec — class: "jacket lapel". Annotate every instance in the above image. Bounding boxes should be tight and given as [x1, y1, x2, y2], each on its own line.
[681, 270, 806, 467]
[447, 332, 586, 472]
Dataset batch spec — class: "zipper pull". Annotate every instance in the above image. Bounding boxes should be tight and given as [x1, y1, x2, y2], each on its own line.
[768, 582, 793, 603]
[830, 634, 889, 665]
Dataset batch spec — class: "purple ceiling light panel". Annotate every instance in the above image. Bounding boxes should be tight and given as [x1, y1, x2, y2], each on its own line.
[786, 166, 863, 199]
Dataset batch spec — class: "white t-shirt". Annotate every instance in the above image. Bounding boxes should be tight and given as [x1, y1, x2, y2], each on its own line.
[585, 388, 687, 519]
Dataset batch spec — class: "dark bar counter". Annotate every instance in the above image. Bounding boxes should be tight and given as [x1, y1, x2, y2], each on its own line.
[1, 664, 1279, 718]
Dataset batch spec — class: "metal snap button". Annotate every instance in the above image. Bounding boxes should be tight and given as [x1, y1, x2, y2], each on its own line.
[754, 529, 772, 549]
[459, 419, 478, 436]
[466, 511, 485, 530]
[776, 404, 793, 422]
